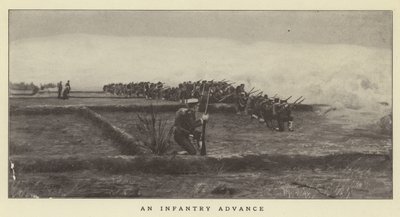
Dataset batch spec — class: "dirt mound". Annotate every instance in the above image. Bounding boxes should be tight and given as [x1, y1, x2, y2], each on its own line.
[379, 113, 392, 135]
[10, 103, 314, 115]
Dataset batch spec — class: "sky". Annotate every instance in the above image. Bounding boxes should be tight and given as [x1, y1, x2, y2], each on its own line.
[9, 10, 392, 110]
[9, 10, 392, 47]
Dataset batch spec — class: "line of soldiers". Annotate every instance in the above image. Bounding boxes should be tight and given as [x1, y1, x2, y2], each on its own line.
[103, 82, 165, 99]
[103, 80, 304, 132]
[246, 94, 305, 131]
[173, 94, 304, 156]
[103, 80, 242, 103]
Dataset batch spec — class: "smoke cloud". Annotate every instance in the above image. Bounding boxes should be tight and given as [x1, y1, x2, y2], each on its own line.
[10, 34, 392, 111]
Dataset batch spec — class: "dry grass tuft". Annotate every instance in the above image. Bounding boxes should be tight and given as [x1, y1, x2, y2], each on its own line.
[136, 105, 174, 155]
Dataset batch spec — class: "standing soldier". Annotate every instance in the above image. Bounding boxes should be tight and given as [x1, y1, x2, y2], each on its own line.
[62, 80, 71, 100]
[173, 98, 209, 155]
[272, 97, 281, 130]
[235, 84, 247, 114]
[275, 99, 294, 132]
[127, 82, 132, 97]
[179, 83, 186, 103]
[282, 100, 294, 131]
[57, 81, 63, 99]
[156, 81, 163, 99]
[144, 82, 150, 99]
[260, 95, 274, 127]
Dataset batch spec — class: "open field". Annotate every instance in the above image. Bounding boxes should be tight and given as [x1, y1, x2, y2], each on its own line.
[99, 110, 391, 156]
[10, 95, 177, 107]
[10, 114, 120, 158]
[8, 97, 392, 198]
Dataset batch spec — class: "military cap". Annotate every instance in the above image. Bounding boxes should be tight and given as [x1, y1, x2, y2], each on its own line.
[185, 98, 199, 104]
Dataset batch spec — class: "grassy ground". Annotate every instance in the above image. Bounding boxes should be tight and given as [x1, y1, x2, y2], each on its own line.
[98, 111, 391, 156]
[8, 97, 392, 198]
[9, 168, 391, 199]
[9, 114, 120, 158]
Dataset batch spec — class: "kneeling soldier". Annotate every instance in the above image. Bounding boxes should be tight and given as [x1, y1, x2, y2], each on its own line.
[173, 98, 209, 155]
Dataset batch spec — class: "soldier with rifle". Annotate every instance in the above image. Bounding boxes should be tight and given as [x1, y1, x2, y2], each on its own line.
[274, 96, 304, 131]
[235, 84, 247, 115]
[260, 95, 274, 128]
[173, 97, 210, 155]
[275, 99, 293, 131]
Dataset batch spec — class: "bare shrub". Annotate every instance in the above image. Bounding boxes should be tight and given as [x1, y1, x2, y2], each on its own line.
[136, 105, 173, 155]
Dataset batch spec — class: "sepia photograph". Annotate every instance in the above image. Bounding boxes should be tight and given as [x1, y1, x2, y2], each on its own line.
[8, 10, 392, 199]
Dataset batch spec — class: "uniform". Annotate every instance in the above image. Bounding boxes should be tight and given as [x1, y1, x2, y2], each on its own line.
[235, 84, 247, 114]
[275, 101, 294, 131]
[57, 81, 63, 99]
[261, 99, 274, 128]
[62, 81, 71, 99]
[173, 107, 203, 155]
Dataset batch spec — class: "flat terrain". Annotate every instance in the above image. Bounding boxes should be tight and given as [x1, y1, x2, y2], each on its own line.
[8, 96, 392, 199]
[99, 111, 391, 156]
[10, 96, 177, 107]
[10, 114, 120, 158]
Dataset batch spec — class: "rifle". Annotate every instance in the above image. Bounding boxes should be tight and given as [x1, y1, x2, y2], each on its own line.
[272, 94, 278, 98]
[291, 98, 305, 108]
[201, 88, 211, 156]
[285, 96, 292, 101]
[296, 98, 305, 105]
[248, 87, 255, 94]
[218, 93, 235, 102]
[248, 89, 260, 95]
[293, 96, 303, 104]
[201, 82, 206, 97]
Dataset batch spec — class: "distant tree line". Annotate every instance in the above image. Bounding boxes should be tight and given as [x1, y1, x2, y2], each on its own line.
[10, 82, 58, 94]
[39, 83, 57, 90]
[9, 82, 40, 94]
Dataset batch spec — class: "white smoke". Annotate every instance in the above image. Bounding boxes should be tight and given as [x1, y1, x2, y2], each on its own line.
[10, 34, 392, 112]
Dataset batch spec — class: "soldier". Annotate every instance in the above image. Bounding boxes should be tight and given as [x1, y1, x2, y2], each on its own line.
[62, 80, 71, 100]
[275, 99, 294, 132]
[235, 84, 247, 114]
[57, 81, 63, 99]
[260, 95, 274, 128]
[272, 97, 281, 130]
[235, 83, 245, 95]
[247, 95, 257, 118]
[173, 98, 209, 155]
[127, 82, 133, 97]
[265, 98, 276, 128]
[178, 83, 186, 103]
[156, 82, 163, 99]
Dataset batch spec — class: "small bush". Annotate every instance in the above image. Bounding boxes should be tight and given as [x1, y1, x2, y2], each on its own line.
[136, 105, 173, 155]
